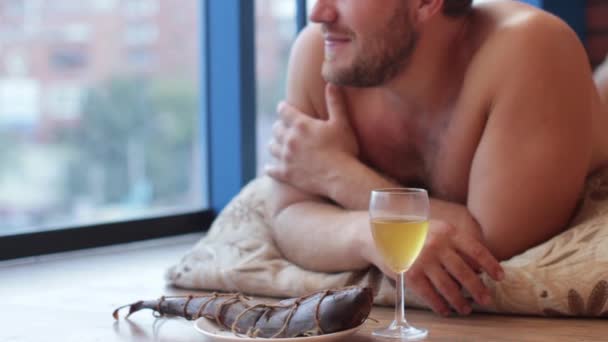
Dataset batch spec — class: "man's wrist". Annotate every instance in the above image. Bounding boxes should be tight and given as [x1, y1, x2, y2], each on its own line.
[325, 154, 363, 204]
[326, 155, 402, 210]
[348, 211, 375, 266]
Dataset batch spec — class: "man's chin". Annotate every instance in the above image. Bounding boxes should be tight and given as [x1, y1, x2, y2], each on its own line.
[322, 67, 351, 87]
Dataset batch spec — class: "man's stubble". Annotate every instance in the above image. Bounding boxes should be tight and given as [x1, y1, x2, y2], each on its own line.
[322, 6, 419, 87]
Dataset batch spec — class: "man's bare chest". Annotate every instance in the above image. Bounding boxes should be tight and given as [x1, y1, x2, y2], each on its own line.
[345, 100, 479, 203]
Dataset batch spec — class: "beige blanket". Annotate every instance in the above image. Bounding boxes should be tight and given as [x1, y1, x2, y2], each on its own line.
[167, 169, 608, 317]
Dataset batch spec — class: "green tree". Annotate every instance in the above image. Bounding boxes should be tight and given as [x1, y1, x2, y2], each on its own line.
[146, 79, 199, 204]
[62, 77, 199, 208]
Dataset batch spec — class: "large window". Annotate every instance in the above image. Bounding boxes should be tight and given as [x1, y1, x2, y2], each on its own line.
[0, 0, 205, 236]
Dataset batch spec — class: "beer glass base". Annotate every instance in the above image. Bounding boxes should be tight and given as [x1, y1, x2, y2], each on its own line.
[372, 323, 428, 340]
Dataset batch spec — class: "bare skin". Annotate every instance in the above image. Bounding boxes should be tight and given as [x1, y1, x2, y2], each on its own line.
[265, 0, 608, 316]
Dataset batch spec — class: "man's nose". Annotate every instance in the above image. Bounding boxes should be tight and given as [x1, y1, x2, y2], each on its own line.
[309, 0, 338, 24]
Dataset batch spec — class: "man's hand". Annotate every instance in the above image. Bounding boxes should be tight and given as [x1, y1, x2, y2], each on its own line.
[405, 220, 505, 316]
[266, 84, 359, 197]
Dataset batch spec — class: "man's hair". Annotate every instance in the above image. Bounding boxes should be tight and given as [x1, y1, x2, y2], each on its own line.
[443, 0, 473, 17]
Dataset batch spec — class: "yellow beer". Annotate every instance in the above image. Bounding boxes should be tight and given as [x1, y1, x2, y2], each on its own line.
[371, 217, 428, 273]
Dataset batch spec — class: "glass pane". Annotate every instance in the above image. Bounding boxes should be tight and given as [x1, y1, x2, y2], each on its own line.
[0, 0, 206, 236]
[307, 0, 316, 14]
[255, 0, 296, 176]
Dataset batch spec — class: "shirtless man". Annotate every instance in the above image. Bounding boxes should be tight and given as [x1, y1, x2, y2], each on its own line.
[264, 0, 608, 316]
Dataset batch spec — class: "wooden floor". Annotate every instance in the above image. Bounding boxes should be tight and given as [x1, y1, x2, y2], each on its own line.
[1, 233, 607, 342]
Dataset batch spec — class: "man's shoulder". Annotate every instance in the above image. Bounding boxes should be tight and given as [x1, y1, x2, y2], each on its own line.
[459, 3, 594, 143]
[467, 3, 590, 98]
[499, 8, 579, 49]
[476, 4, 586, 71]
[285, 24, 328, 119]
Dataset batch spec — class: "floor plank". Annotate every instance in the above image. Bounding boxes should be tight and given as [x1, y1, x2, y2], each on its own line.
[1, 234, 606, 341]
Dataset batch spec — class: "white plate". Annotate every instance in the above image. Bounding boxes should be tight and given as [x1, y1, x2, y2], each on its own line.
[193, 317, 363, 342]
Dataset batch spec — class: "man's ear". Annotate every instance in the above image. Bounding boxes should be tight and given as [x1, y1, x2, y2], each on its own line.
[412, 0, 444, 24]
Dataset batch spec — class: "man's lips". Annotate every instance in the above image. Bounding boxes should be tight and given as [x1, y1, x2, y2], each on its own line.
[324, 35, 351, 46]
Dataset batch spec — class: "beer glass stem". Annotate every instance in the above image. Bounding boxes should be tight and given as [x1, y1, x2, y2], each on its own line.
[394, 271, 412, 329]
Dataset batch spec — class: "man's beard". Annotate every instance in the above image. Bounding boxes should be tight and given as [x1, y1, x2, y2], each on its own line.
[323, 9, 418, 87]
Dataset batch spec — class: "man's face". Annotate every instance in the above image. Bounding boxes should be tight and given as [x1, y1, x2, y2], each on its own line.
[311, 0, 418, 87]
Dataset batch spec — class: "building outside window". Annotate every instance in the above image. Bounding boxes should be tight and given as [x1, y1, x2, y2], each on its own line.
[0, 0, 204, 236]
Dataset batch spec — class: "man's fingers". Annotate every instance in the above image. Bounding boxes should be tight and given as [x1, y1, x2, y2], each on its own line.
[441, 250, 492, 307]
[425, 265, 472, 315]
[268, 140, 281, 159]
[462, 253, 483, 274]
[277, 101, 301, 126]
[271, 120, 285, 144]
[455, 236, 504, 282]
[406, 271, 451, 316]
[264, 163, 280, 179]
[264, 163, 289, 182]
[325, 84, 348, 123]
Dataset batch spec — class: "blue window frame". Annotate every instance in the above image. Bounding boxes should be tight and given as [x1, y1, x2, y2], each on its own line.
[297, 0, 308, 32]
[206, 0, 257, 212]
[208, 0, 308, 211]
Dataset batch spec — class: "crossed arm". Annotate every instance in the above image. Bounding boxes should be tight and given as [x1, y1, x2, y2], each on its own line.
[267, 84, 504, 316]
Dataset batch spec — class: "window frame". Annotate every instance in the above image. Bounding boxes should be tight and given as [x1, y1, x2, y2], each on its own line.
[297, 0, 307, 32]
[0, 211, 214, 260]
[206, 0, 257, 213]
[0, 0, 228, 261]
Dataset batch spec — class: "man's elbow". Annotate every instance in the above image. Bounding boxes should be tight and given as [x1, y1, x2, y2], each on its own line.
[268, 196, 288, 221]
[268, 178, 322, 219]
[267, 179, 297, 219]
[469, 214, 528, 262]
[482, 223, 566, 262]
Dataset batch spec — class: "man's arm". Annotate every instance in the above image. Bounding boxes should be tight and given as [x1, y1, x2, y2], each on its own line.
[403, 16, 594, 315]
[267, 24, 373, 272]
[465, 16, 593, 260]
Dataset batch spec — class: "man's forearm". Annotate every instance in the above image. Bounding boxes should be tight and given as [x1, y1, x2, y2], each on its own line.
[270, 187, 486, 274]
[325, 157, 399, 210]
[324, 158, 481, 237]
[323, 158, 483, 238]
[271, 201, 372, 272]
[269, 157, 485, 272]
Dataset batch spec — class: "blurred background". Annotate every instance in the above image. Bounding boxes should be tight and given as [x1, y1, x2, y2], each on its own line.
[0, 0, 299, 236]
[0, 0, 204, 235]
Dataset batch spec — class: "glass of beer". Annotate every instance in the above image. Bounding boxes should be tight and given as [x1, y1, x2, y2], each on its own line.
[369, 188, 429, 340]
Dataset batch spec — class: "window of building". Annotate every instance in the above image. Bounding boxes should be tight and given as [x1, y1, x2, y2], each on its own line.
[123, 0, 159, 17]
[50, 47, 88, 70]
[124, 23, 158, 46]
[3, 0, 25, 18]
[0, 0, 205, 239]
